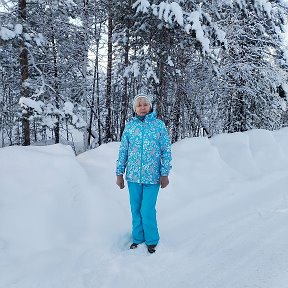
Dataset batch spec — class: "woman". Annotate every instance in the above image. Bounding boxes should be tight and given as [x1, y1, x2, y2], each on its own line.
[116, 94, 172, 254]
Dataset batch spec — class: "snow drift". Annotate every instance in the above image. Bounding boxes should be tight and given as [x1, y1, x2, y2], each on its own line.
[0, 144, 90, 256]
[0, 128, 288, 288]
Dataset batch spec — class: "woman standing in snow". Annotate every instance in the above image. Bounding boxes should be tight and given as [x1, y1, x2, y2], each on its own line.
[116, 94, 172, 254]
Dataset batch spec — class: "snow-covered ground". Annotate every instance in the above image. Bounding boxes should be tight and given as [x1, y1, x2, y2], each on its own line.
[1, 128, 288, 288]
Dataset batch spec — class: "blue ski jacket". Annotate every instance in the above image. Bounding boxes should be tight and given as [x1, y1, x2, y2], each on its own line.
[116, 112, 172, 184]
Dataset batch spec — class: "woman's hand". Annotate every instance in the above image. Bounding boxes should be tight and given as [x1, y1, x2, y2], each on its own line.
[116, 175, 125, 189]
[160, 176, 169, 188]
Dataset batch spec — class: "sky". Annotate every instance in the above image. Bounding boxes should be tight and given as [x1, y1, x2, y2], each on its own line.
[0, 127, 288, 288]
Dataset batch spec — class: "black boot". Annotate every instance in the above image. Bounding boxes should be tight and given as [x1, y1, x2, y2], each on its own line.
[130, 243, 138, 249]
[147, 244, 157, 254]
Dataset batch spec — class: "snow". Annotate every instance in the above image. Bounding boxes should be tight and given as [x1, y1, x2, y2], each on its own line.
[158, 2, 166, 20]
[23, 32, 32, 41]
[0, 24, 22, 41]
[254, 0, 272, 19]
[64, 101, 75, 116]
[42, 115, 58, 128]
[33, 33, 46, 46]
[152, 2, 184, 26]
[1, 128, 288, 287]
[64, 0, 77, 8]
[124, 62, 140, 78]
[14, 24, 23, 35]
[187, 11, 211, 54]
[19, 97, 44, 114]
[235, 0, 246, 10]
[132, 0, 150, 14]
[167, 56, 174, 67]
[170, 2, 184, 26]
[0, 26, 16, 41]
[131, 62, 140, 77]
[214, 26, 227, 49]
[145, 61, 160, 83]
[133, 1, 225, 54]
[72, 115, 86, 129]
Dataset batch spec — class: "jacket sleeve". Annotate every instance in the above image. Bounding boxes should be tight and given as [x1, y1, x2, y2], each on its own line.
[116, 127, 129, 176]
[159, 122, 172, 176]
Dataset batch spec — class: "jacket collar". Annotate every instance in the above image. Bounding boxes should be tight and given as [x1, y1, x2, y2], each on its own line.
[133, 111, 156, 122]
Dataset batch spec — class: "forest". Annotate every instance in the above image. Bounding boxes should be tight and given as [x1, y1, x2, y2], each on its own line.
[1, 0, 288, 152]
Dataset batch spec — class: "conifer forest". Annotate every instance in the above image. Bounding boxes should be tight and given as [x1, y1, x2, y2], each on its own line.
[1, 0, 288, 152]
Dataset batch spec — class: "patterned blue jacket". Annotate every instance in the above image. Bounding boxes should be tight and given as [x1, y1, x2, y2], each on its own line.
[116, 112, 172, 184]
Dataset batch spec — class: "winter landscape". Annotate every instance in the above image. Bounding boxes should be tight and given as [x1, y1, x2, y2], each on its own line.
[1, 128, 288, 288]
[1, 0, 288, 287]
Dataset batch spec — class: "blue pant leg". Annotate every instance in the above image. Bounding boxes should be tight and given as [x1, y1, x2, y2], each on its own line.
[141, 183, 160, 245]
[127, 182, 145, 244]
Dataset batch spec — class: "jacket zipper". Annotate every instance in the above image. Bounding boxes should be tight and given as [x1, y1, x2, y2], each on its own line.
[139, 121, 144, 183]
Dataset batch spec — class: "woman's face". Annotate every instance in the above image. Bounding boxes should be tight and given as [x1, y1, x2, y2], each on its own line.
[135, 98, 151, 116]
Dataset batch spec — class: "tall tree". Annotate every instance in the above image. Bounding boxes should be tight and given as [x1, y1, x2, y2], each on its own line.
[104, 0, 113, 143]
[18, 0, 30, 145]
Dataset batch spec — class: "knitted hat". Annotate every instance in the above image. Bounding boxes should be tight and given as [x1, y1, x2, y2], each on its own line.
[133, 94, 152, 112]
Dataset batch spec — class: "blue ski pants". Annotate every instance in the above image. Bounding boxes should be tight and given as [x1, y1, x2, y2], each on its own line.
[127, 181, 160, 245]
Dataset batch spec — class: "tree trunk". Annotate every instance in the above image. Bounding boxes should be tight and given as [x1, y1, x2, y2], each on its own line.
[156, 28, 168, 121]
[82, 0, 90, 150]
[96, 27, 102, 146]
[157, 59, 165, 120]
[88, 20, 101, 147]
[171, 89, 181, 143]
[120, 14, 131, 139]
[51, 29, 60, 143]
[19, 0, 30, 146]
[184, 93, 210, 137]
[104, 0, 113, 143]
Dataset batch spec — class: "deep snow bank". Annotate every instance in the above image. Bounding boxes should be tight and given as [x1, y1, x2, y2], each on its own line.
[0, 144, 90, 257]
[0, 128, 288, 288]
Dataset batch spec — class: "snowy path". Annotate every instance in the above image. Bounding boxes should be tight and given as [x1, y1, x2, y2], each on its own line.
[1, 128, 288, 287]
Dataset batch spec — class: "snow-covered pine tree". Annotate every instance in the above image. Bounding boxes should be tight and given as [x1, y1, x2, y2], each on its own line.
[184, 0, 288, 135]
[110, 0, 247, 141]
